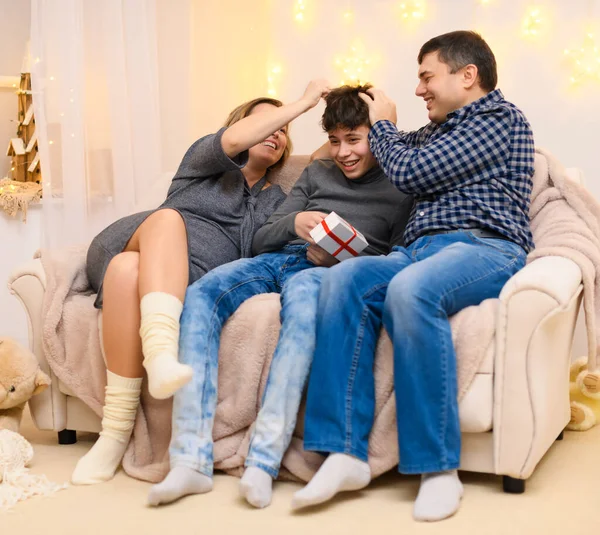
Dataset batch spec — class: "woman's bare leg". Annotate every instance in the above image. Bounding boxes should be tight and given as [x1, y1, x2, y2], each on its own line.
[72, 252, 144, 485]
[103, 252, 144, 377]
[126, 209, 193, 399]
[125, 208, 189, 300]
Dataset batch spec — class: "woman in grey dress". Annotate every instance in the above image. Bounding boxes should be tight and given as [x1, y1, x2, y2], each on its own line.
[71, 79, 331, 486]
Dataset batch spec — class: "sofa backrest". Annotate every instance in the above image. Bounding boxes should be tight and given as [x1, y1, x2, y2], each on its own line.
[268, 155, 311, 194]
[133, 152, 584, 214]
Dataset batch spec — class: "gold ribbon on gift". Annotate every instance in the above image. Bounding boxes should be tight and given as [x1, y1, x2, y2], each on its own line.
[0, 179, 42, 223]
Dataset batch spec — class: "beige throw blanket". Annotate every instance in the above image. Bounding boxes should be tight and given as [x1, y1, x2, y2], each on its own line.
[40, 148, 599, 482]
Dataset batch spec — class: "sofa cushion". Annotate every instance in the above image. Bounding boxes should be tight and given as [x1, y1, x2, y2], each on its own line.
[87, 290, 494, 433]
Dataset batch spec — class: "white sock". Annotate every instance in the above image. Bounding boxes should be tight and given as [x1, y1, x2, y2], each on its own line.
[291, 453, 371, 510]
[71, 371, 142, 485]
[147, 465, 213, 506]
[140, 292, 193, 399]
[240, 466, 273, 508]
[413, 470, 464, 522]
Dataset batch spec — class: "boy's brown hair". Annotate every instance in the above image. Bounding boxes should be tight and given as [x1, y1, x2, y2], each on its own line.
[321, 84, 373, 133]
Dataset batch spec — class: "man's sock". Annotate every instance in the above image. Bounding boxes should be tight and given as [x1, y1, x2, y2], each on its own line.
[139, 292, 193, 399]
[71, 371, 142, 485]
[291, 453, 371, 510]
[147, 465, 213, 506]
[413, 470, 464, 522]
[239, 466, 274, 508]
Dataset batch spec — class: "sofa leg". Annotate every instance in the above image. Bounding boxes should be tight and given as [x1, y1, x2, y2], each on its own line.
[502, 476, 525, 494]
[58, 429, 77, 445]
[556, 430, 564, 441]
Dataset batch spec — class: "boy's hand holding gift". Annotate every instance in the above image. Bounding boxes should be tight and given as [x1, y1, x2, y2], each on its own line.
[294, 211, 328, 243]
[308, 212, 369, 262]
[307, 244, 338, 267]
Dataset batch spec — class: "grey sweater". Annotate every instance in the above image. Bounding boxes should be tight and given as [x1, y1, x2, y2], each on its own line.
[252, 159, 413, 257]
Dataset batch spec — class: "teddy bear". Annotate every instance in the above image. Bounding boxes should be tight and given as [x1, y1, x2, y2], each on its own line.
[567, 356, 600, 431]
[0, 337, 51, 433]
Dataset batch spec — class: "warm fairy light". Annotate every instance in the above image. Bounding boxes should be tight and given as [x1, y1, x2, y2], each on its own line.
[334, 40, 375, 85]
[522, 7, 544, 38]
[397, 1, 425, 20]
[294, 0, 306, 22]
[564, 32, 600, 85]
[343, 10, 354, 23]
[267, 64, 282, 97]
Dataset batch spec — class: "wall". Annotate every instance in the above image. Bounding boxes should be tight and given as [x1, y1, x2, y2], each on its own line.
[0, 0, 31, 179]
[0, 0, 34, 348]
[263, 0, 599, 192]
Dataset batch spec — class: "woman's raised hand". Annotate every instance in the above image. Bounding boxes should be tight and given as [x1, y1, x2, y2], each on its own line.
[301, 79, 331, 110]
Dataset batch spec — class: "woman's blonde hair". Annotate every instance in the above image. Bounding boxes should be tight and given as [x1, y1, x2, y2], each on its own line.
[223, 97, 293, 172]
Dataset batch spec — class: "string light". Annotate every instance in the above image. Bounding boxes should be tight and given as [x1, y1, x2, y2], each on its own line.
[342, 10, 354, 23]
[267, 64, 282, 97]
[397, 1, 426, 21]
[564, 32, 600, 85]
[334, 40, 375, 85]
[294, 0, 306, 22]
[522, 6, 544, 38]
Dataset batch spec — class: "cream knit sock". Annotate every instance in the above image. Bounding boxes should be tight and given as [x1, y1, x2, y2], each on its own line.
[139, 292, 193, 399]
[71, 371, 142, 485]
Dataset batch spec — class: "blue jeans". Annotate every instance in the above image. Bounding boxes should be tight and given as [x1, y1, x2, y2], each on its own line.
[303, 231, 527, 474]
[169, 244, 327, 478]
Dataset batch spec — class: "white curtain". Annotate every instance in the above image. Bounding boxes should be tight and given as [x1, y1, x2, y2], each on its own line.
[30, 0, 169, 249]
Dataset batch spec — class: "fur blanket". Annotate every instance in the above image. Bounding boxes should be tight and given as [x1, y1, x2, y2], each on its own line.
[39, 148, 600, 482]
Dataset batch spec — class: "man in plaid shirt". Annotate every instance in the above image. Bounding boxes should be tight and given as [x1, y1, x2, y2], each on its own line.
[293, 31, 535, 522]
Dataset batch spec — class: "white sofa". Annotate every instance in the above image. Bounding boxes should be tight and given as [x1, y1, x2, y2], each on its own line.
[7, 156, 585, 494]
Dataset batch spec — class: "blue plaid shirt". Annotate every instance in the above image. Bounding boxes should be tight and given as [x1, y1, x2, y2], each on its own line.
[368, 89, 535, 252]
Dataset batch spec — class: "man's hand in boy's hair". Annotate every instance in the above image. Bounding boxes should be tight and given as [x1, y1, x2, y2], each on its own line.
[307, 244, 339, 267]
[294, 211, 328, 244]
[359, 87, 397, 126]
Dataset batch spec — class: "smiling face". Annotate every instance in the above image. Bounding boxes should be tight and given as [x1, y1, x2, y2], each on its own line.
[415, 51, 474, 124]
[247, 102, 289, 169]
[328, 125, 377, 179]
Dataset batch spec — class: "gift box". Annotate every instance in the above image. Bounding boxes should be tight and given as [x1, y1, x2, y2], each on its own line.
[309, 211, 369, 261]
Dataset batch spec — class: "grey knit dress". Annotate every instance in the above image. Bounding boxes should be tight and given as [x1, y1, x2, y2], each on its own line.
[86, 127, 287, 308]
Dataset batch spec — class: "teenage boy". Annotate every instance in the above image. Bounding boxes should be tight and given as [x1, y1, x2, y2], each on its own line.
[148, 84, 414, 508]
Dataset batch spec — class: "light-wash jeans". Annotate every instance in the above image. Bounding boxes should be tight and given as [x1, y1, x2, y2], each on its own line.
[303, 231, 527, 474]
[169, 244, 327, 478]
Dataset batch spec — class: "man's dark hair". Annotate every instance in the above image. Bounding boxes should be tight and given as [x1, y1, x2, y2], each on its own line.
[418, 31, 497, 92]
[321, 84, 372, 132]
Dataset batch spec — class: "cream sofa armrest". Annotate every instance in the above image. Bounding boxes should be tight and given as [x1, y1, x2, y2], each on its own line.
[8, 256, 47, 290]
[499, 256, 582, 306]
[7, 258, 47, 354]
[7, 257, 65, 430]
[493, 258, 583, 479]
